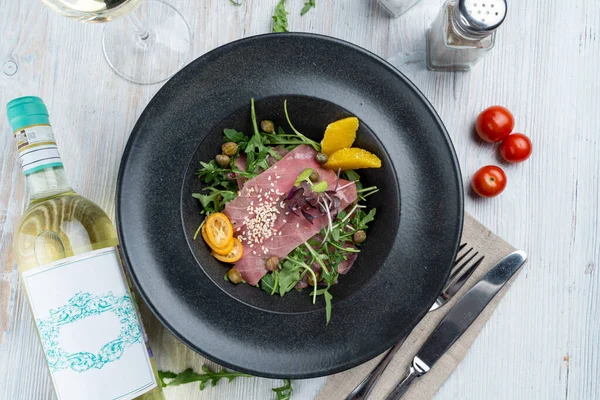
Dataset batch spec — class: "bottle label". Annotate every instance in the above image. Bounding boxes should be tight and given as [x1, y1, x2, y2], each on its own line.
[22, 248, 157, 400]
[14, 124, 63, 175]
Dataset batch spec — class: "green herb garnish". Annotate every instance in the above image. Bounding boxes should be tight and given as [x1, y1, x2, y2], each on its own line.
[273, 379, 293, 400]
[272, 0, 289, 32]
[158, 366, 252, 390]
[301, 0, 315, 15]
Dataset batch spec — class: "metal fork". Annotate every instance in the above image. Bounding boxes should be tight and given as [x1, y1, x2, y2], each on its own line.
[346, 243, 484, 400]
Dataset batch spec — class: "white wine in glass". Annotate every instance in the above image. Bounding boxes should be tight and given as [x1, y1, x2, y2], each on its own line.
[42, 0, 192, 84]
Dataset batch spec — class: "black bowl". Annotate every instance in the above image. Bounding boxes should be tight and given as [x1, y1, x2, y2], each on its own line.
[116, 33, 463, 378]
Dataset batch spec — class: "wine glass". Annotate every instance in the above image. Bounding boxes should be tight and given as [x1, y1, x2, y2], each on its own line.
[42, 0, 192, 85]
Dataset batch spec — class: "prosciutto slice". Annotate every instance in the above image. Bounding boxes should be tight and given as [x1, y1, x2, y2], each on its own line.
[223, 145, 357, 285]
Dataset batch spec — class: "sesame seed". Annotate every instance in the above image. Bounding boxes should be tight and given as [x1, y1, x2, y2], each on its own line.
[296, 223, 299, 228]
[270, 183, 274, 187]
[283, 220, 287, 223]
[274, 165, 278, 169]
[278, 231, 282, 236]
[253, 250, 257, 255]
[268, 176, 272, 181]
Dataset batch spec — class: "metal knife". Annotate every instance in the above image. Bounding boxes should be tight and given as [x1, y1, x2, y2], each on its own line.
[385, 250, 527, 400]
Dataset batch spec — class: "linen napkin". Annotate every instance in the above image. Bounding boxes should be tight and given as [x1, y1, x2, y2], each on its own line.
[315, 213, 523, 400]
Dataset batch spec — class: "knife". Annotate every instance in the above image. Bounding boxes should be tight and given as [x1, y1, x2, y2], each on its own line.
[385, 250, 527, 400]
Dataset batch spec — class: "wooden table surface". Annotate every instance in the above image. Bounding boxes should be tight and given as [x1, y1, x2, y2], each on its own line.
[1, 0, 599, 399]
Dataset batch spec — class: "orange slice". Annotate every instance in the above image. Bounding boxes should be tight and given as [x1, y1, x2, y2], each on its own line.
[321, 117, 359, 156]
[202, 221, 234, 255]
[212, 238, 243, 263]
[323, 148, 382, 171]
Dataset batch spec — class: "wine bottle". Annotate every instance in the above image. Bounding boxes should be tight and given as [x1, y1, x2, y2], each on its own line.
[7, 96, 164, 400]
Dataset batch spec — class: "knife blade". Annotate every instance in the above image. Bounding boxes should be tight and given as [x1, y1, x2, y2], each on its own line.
[385, 250, 527, 400]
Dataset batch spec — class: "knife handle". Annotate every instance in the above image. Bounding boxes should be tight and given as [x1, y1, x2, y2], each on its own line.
[384, 365, 420, 400]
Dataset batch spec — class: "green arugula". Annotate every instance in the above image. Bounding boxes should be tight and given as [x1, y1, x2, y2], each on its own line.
[301, 0, 316, 15]
[158, 366, 252, 390]
[159, 368, 293, 399]
[229, 0, 242, 5]
[272, 0, 289, 32]
[273, 379, 293, 400]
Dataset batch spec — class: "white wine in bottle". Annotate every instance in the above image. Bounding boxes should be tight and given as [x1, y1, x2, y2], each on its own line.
[7, 96, 164, 400]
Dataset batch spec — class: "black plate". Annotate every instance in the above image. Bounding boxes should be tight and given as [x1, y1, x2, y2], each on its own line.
[116, 33, 463, 379]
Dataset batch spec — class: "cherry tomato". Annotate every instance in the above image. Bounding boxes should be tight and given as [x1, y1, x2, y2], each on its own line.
[499, 133, 532, 163]
[475, 106, 515, 143]
[472, 166, 507, 198]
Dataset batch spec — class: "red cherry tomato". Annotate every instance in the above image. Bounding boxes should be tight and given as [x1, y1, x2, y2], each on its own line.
[499, 133, 532, 163]
[475, 106, 515, 143]
[472, 166, 507, 198]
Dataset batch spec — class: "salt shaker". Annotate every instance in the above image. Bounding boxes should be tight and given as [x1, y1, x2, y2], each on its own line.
[427, 0, 507, 71]
[378, 0, 423, 17]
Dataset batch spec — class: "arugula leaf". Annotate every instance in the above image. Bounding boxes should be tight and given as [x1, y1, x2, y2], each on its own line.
[342, 170, 361, 182]
[223, 128, 248, 146]
[158, 366, 252, 390]
[315, 288, 333, 324]
[278, 261, 301, 296]
[301, 0, 315, 15]
[272, 379, 293, 400]
[192, 187, 237, 214]
[283, 100, 321, 151]
[272, 0, 289, 32]
[260, 272, 277, 295]
[229, 0, 242, 5]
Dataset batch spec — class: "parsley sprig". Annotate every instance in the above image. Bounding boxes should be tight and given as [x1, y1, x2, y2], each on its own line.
[272, 0, 289, 32]
[301, 0, 316, 15]
[273, 379, 293, 400]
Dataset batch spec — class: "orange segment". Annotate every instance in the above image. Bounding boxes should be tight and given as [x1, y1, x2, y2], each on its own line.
[212, 238, 243, 263]
[202, 220, 234, 255]
[321, 117, 359, 156]
[323, 148, 382, 171]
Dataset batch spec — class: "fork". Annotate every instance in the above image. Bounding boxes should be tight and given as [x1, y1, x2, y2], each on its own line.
[345, 243, 485, 400]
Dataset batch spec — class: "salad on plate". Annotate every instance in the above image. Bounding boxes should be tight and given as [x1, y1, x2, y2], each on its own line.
[192, 99, 381, 323]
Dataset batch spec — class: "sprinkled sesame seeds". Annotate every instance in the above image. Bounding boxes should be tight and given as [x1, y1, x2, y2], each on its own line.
[268, 176, 272, 181]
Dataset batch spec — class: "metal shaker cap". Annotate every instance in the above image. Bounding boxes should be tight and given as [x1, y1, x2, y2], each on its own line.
[454, 0, 507, 37]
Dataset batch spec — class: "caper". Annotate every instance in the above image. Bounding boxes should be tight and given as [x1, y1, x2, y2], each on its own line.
[309, 171, 319, 182]
[353, 230, 367, 244]
[308, 270, 321, 287]
[227, 268, 243, 284]
[265, 256, 280, 272]
[315, 152, 328, 165]
[222, 142, 238, 156]
[215, 154, 230, 167]
[260, 120, 275, 133]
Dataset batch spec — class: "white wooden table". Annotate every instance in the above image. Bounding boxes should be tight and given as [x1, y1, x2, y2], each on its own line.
[1, 0, 599, 399]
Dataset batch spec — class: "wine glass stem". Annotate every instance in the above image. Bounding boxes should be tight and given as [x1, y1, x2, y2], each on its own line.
[126, 14, 150, 42]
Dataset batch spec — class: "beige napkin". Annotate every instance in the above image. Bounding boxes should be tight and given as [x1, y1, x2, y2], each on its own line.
[316, 213, 523, 400]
